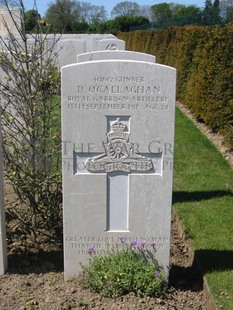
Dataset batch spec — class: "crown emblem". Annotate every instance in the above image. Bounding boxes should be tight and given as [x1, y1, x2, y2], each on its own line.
[107, 118, 130, 142]
[85, 117, 153, 173]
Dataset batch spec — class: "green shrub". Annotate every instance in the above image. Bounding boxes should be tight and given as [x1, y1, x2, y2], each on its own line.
[118, 24, 233, 149]
[81, 241, 167, 298]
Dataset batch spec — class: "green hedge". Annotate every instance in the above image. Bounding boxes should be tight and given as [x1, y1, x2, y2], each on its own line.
[118, 24, 233, 148]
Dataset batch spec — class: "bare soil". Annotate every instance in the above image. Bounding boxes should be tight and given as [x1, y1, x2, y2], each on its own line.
[0, 214, 214, 310]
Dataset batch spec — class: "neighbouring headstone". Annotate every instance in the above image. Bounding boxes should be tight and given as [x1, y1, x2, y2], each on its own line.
[54, 35, 123, 67]
[84, 34, 116, 52]
[0, 115, 7, 275]
[63, 56, 175, 280]
[58, 39, 86, 67]
[77, 50, 156, 63]
[0, 6, 21, 36]
[98, 39, 125, 51]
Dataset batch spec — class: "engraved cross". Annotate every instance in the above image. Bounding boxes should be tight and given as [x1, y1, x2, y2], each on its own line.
[74, 116, 162, 232]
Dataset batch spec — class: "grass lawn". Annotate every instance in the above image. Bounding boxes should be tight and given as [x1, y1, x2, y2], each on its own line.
[173, 108, 233, 310]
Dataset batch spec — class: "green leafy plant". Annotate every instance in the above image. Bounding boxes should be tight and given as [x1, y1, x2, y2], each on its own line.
[81, 239, 167, 298]
[76, 297, 85, 307]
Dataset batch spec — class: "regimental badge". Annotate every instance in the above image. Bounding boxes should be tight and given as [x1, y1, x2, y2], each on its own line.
[86, 117, 153, 173]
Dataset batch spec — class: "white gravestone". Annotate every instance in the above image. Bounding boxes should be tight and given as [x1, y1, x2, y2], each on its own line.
[78, 35, 104, 53]
[87, 35, 102, 52]
[58, 39, 86, 67]
[62, 59, 176, 279]
[0, 7, 21, 36]
[77, 50, 156, 63]
[0, 116, 7, 275]
[85, 35, 119, 52]
[98, 39, 125, 51]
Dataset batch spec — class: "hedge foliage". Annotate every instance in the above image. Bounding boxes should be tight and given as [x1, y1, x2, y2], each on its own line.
[118, 24, 233, 149]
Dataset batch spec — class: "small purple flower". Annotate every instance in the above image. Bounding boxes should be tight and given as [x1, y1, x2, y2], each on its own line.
[140, 242, 146, 248]
[131, 241, 137, 247]
[154, 272, 160, 278]
[119, 236, 126, 243]
[150, 242, 156, 249]
[87, 247, 94, 254]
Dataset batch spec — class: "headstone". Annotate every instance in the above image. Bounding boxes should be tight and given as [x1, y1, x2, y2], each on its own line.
[58, 39, 86, 67]
[0, 115, 7, 275]
[85, 35, 101, 52]
[0, 40, 9, 77]
[98, 39, 125, 51]
[26, 39, 35, 54]
[77, 50, 156, 63]
[82, 34, 117, 52]
[62, 56, 176, 279]
[0, 7, 21, 36]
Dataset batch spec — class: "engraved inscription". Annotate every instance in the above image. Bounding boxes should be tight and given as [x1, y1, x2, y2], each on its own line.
[106, 44, 118, 50]
[67, 102, 168, 110]
[80, 85, 161, 94]
[86, 118, 153, 173]
[93, 76, 145, 83]
[65, 235, 168, 255]
[65, 75, 170, 111]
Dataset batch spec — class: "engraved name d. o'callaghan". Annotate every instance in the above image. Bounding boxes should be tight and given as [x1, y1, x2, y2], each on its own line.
[85, 117, 153, 173]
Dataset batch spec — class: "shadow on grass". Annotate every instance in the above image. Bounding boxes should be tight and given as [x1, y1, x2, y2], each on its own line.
[173, 190, 233, 204]
[169, 249, 233, 291]
[7, 250, 63, 275]
[195, 249, 233, 274]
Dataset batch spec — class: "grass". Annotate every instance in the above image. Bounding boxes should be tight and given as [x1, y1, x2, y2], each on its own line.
[173, 108, 233, 310]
